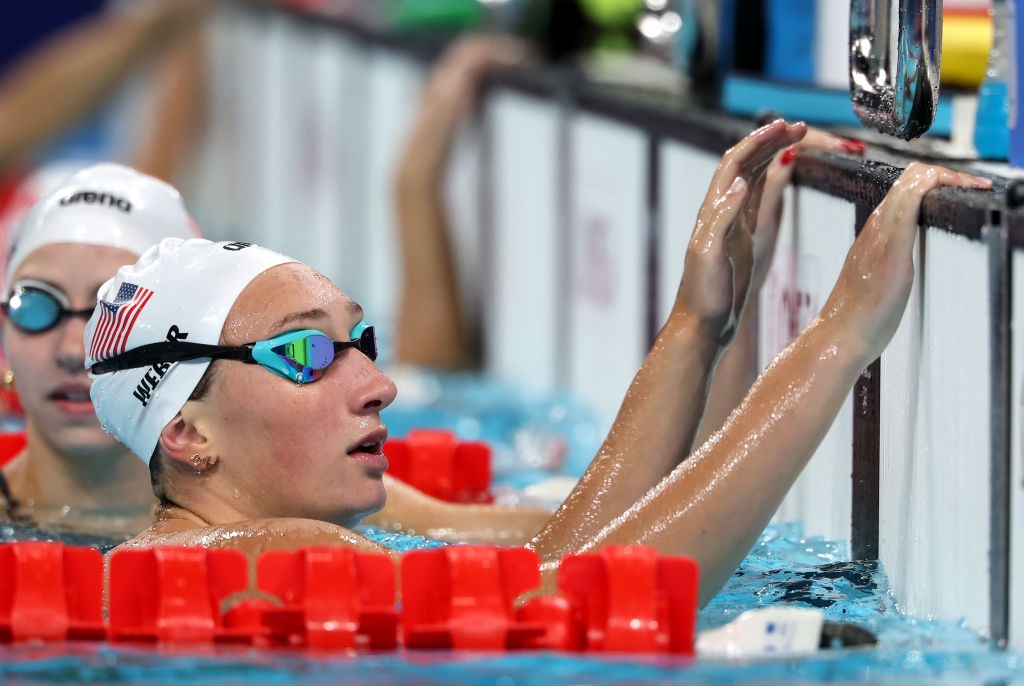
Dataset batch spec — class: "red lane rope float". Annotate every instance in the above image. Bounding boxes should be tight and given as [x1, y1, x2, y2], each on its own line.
[384, 429, 494, 504]
[559, 545, 699, 654]
[108, 547, 250, 644]
[257, 547, 398, 650]
[0, 542, 104, 641]
[400, 546, 546, 650]
[0, 542, 699, 654]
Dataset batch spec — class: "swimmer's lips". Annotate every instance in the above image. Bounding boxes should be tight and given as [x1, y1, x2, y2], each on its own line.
[49, 383, 96, 418]
[50, 387, 91, 401]
[347, 431, 388, 473]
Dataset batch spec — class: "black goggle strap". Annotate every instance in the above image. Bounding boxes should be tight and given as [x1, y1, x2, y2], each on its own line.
[90, 326, 377, 375]
[90, 341, 254, 375]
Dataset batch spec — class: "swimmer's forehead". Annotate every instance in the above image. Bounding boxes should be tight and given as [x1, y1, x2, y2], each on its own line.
[12, 241, 138, 285]
[222, 263, 364, 343]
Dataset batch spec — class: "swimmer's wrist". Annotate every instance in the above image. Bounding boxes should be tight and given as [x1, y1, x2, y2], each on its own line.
[658, 311, 726, 360]
[803, 314, 877, 372]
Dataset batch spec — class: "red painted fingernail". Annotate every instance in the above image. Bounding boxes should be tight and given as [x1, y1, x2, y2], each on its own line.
[780, 146, 798, 166]
[842, 139, 867, 154]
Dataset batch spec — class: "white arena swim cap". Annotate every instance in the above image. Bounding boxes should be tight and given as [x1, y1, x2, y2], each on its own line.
[86, 237, 296, 463]
[5, 163, 200, 283]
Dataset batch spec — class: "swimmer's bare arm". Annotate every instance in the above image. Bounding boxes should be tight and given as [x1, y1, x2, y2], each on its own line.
[364, 475, 552, 546]
[393, 35, 529, 370]
[695, 128, 863, 446]
[128, 25, 207, 184]
[528, 121, 808, 563]
[530, 162, 992, 606]
[0, 0, 219, 175]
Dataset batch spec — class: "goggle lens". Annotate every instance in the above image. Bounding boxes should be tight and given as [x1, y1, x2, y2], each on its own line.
[270, 334, 334, 383]
[8, 288, 62, 332]
[351, 324, 378, 361]
[1, 283, 92, 334]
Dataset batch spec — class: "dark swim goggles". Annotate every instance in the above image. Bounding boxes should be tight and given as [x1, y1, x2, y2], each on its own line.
[90, 322, 377, 384]
[1, 280, 95, 334]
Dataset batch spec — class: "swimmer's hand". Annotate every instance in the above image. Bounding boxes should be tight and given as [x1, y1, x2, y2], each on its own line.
[674, 119, 807, 346]
[820, 162, 992, 361]
[750, 129, 867, 296]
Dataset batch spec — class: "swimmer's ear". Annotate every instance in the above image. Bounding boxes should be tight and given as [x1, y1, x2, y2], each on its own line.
[159, 411, 212, 469]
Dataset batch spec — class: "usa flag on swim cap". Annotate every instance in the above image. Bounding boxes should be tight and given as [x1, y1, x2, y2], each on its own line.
[88, 282, 154, 361]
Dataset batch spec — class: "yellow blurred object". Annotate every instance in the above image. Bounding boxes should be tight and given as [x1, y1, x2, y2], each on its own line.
[941, 12, 993, 89]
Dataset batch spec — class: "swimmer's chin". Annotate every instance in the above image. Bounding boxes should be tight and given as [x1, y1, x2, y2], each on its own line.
[329, 488, 387, 530]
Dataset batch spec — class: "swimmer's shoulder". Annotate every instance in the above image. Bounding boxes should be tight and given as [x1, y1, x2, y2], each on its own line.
[113, 510, 397, 559]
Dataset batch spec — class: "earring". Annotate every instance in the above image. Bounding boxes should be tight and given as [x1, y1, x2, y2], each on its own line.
[190, 454, 218, 470]
[2, 370, 14, 392]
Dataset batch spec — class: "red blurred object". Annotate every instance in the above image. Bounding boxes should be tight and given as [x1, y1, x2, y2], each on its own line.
[0, 542, 104, 641]
[401, 546, 547, 650]
[0, 387, 24, 417]
[0, 429, 26, 468]
[107, 547, 251, 644]
[0, 169, 28, 222]
[558, 545, 699, 654]
[385, 429, 493, 503]
[257, 547, 398, 650]
[515, 594, 582, 651]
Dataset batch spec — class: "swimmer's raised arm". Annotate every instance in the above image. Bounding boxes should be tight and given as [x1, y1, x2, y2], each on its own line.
[531, 162, 991, 605]
[695, 128, 866, 446]
[393, 34, 531, 370]
[0, 0, 219, 175]
[528, 120, 808, 564]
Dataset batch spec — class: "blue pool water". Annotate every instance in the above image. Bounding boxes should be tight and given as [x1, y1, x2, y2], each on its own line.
[1, 369, 1020, 683]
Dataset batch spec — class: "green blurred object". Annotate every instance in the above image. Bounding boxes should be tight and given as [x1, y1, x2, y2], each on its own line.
[578, 0, 642, 27]
[391, 0, 486, 31]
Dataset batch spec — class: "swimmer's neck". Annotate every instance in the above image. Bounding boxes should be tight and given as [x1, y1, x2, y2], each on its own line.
[154, 502, 209, 527]
[9, 424, 154, 509]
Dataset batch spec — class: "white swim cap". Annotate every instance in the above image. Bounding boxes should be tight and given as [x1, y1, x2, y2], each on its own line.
[0, 161, 87, 292]
[86, 237, 296, 463]
[5, 163, 200, 283]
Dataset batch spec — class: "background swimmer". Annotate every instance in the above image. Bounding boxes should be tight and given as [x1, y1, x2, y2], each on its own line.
[0, 163, 199, 534]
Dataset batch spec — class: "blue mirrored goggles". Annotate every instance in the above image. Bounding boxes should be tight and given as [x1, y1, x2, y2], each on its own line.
[1, 280, 95, 334]
[90, 324, 377, 384]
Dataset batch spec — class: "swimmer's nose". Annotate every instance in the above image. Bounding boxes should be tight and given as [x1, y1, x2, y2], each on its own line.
[342, 349, 398, 414]
[56, 312, 90, 375]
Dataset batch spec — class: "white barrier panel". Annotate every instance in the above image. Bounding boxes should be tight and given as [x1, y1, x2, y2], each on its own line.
[195, 9, 283, 245]
[656, 142, 720, 322]
[567, 114, 648, 431]
[266, 23, 368, 291]
[1009, 249, 1024, 650]
[180, 10, 238, 237]
[246, 13, 292, 248]
[361, 52, 424, 331]
[485, 91, 563, 392]
[880, 228, 990, 632]
[765, 189, 855, 544]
